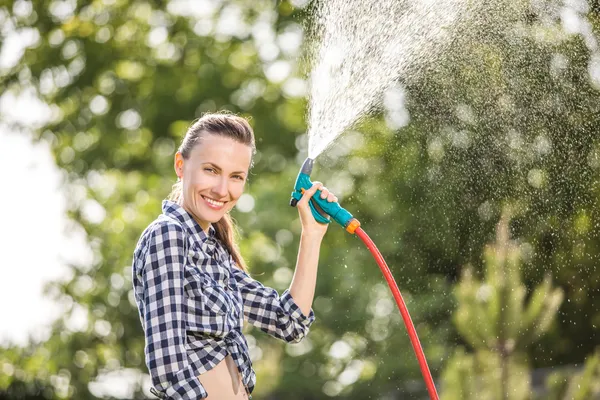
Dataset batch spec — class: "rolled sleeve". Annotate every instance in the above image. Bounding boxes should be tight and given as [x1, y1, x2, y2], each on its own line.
[280, 289, 315, 327]
[232, 268, 316, 343]
[142, 223, 208, 399]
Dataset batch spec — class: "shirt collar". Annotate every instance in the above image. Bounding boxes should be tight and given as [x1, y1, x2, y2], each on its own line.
[162, 200, 216, 242]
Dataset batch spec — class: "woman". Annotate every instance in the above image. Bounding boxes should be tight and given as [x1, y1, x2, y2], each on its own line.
[132, 113, 337, 399]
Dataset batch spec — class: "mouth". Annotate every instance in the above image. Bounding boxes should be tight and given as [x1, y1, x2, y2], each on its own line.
[201, 195, 227, 210]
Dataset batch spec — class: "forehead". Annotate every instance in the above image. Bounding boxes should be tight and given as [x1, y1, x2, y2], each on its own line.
[188, 134, 252, 171]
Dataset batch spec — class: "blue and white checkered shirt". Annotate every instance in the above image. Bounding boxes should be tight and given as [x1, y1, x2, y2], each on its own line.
[132, 200, 315, 399]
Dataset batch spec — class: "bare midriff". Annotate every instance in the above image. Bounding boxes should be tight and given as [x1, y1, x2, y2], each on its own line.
[198, 354, 249, 399]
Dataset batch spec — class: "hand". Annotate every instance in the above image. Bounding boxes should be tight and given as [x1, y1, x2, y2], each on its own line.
[296, 182, 339, 239]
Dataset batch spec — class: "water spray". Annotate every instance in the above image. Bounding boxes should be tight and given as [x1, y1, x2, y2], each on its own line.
[291, 157, 440, 400]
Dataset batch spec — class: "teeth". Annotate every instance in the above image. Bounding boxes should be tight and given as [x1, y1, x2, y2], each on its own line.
[204, 197, 224, 207]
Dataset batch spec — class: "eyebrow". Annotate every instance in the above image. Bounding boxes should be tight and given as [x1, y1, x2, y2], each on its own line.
[203, 162, 247, 175]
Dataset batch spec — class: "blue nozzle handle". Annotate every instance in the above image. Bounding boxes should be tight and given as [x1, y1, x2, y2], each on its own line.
[290, 158, 355, 228]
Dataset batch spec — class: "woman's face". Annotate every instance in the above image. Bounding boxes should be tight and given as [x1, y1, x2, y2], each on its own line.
[175, 133, 252, 231]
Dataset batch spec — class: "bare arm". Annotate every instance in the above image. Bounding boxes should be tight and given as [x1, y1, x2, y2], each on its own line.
[289, 232, 323, 316]
[289, 182, 337, 316]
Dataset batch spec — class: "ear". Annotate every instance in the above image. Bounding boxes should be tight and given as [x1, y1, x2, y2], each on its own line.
[174, 152, 184, 179]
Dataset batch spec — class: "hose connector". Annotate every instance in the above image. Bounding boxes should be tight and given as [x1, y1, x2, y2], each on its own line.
[345, 218, 361, 234]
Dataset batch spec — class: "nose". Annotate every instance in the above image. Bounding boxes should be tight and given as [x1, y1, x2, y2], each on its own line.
[211, 176, 228, 199]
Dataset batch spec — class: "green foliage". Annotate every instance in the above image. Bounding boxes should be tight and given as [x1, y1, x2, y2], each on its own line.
[544, 348, 600, 400]
[1, 0, 600, 399]
[402, 0, 600, 366]
[442, 347, 531, 400]
[442, 212, 563, 400]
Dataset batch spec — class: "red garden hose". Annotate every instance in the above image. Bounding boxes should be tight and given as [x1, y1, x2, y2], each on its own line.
[355, 227, 439, 400]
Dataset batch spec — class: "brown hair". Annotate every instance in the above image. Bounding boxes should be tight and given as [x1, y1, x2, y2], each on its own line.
[169, 112, 256, 272]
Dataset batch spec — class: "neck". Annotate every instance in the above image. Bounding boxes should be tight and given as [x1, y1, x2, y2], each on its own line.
[180, 201, 211, 233]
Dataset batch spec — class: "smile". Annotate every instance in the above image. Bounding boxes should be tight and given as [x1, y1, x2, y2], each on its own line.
[202, 196, 226, 209]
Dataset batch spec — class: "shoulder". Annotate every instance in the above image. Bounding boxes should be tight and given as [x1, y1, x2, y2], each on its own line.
[135, 216, 188, 256]
[133, 217, 190, 276]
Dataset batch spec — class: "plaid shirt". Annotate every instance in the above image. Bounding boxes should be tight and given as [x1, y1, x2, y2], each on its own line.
[132, 200, 315, 399]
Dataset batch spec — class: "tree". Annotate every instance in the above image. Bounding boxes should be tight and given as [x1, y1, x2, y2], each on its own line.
[2, 0, 600, 398]
[441, 210, 563, 400]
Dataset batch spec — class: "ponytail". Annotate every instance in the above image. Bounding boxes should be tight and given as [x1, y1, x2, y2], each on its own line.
[214, 213, 248, 272]
[168, 180, 183, 203]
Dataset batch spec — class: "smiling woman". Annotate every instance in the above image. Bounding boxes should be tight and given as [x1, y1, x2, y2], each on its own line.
[131, 112, 339, 399]
[168, 114, 255, 272]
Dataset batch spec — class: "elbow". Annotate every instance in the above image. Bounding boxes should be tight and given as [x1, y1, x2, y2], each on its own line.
[286, 325, 311, 344]
[288, 335, 304, 344]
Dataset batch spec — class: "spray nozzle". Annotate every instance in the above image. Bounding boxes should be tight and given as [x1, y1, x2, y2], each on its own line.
[300, 157, 314, 175]
[290, 158, 360, 234]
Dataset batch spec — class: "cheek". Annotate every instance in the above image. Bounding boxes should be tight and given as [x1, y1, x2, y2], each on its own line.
[185, 171, 208, 188]
[230, 182, 246, 201]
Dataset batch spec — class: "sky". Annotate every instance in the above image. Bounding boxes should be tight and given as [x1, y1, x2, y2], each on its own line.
[0, 5, 71, 346]
[0, 93, 79, 347]
[0, 24, 90, 346]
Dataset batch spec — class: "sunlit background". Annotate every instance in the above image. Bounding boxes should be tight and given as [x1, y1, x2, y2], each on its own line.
[1, 0, 600, 399]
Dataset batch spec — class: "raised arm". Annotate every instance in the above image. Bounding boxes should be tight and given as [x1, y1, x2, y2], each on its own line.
[231, 182, 337, 343]
[289, 182, 337, 315]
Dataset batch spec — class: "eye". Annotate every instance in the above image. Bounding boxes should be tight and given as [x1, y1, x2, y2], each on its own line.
[204, 168, 216, 174]
[233, 175, 245, 181]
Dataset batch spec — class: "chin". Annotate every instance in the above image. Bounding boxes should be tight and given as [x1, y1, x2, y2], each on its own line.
[199, 206, 228, 221]
[206, 214, 225, 224]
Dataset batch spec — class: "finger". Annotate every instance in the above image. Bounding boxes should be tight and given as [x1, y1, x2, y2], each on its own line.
[312, 197, 330, 220]
[298, 182, 323, 205]
[327, 193, 337, 203]
[319, 187, 330, 199]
